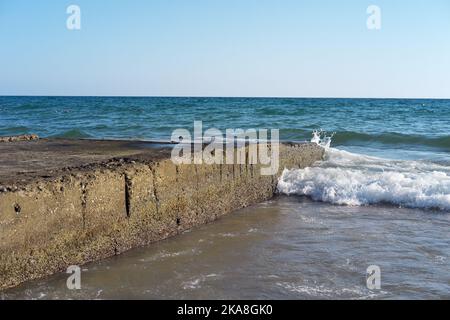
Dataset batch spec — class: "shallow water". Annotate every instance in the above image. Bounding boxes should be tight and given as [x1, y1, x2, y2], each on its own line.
[3, 196, 449, 300]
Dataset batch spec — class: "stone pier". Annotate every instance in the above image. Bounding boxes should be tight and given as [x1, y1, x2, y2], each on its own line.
[0, 138, 324, 290]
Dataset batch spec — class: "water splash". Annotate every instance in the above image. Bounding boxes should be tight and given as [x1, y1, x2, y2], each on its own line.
[311, 130, 334, 149]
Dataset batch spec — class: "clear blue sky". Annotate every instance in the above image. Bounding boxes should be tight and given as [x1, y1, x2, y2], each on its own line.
[1, 0, 449, 98]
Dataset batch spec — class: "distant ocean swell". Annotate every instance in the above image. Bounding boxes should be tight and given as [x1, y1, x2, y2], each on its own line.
[1, 97, 450, 153]
[51, 129, 93, 139]
[277, 133, 450, 211]
[331, 131, 450, 151]
[5, 126, 450, 151]
[281, 130, 450, 151]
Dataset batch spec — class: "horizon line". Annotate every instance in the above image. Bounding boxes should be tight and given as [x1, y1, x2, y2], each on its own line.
[1, 94, 449, 100]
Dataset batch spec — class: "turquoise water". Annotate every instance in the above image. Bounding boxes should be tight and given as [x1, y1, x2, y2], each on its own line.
[1, 96, 450, 299]
[1, 96, 450, 159]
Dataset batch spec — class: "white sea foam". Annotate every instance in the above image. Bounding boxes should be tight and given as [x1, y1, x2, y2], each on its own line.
[277, 133, 450, 211]
[275, 282, 385, 299]
[311, 129, 334, 149]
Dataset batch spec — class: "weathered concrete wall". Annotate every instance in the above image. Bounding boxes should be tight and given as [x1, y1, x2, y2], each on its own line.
[0, 140, 323, 290]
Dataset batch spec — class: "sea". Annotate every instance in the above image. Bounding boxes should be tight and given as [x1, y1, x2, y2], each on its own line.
[1, 96, 449, 299]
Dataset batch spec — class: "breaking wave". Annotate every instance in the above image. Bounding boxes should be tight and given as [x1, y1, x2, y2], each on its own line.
[277, 131, 450, 211]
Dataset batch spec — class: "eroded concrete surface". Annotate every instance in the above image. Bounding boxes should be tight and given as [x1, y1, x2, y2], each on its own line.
[0, 138, 324, 290]
[0, 139, 172, 187]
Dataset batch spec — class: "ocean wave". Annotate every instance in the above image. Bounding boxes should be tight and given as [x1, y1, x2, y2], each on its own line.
[333, 131, 450, 151]
[277, 129, 450, 151]
[2, 126, 30, 135]
[52, 129, 92, 139]
[277, 147, 450, 211]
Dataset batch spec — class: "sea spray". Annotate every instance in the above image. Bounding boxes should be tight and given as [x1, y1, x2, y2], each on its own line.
[311, 130, 334, 149]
